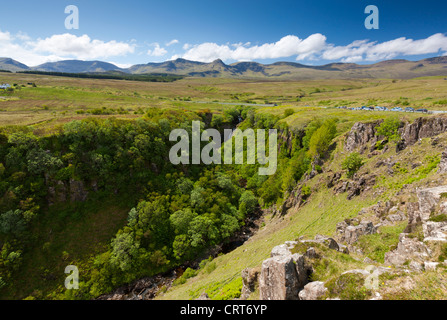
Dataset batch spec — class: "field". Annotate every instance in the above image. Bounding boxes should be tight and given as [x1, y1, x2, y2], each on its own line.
[0, 71, 447, 300]
[1, 72, 447, 133]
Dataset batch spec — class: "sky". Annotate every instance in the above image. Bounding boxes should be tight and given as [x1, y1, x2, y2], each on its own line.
[0, 0, 446, 67]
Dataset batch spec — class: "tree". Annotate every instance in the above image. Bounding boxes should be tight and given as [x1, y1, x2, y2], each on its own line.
[239, 191, 258, 216]
[169, 209, 197, 235]
[0, 210, 26, 236]
[307, 119, 337, 158]
[109, 232, 140, 272]
[376, 118, 401, 141]
[342, 152, 364, 178]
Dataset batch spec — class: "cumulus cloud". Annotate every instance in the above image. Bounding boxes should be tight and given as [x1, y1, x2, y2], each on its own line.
[322, 33, 447, 62]
[0, 30, 136, 66]
[166, 39, 179, 47]
[175, 33, 447, 63]
[177, 34, 327, 62]
[147, 43, 168, 57]
[30, 33, 135, 60]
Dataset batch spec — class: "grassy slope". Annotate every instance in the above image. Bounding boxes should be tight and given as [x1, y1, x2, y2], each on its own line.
[158, 119, 447, 300]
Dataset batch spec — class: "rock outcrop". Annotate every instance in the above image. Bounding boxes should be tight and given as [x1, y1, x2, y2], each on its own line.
[259, 241, 310, 300]
[384, 233, 432, 267]
[259, 254, 304, 300]
[298, 281, 327, 300]
[336, 219, 378, 245]
[345, 121, 382, 152]
[385, 185, 447, 269]
[401, 117, 447, 148]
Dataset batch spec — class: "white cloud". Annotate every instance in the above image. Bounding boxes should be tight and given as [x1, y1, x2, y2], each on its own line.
[147, 43, 168, 57]
[166, 39, 179, 47]
[177, 34, 327, 62]
[322, 33, 447, 62]
[29, 33, 135, 60]
[0, 30, 11, 42]
[0, 30, 136, 66]
[175, 33, 447, 63]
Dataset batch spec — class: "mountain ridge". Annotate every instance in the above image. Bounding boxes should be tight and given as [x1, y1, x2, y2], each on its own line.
[1, 56, 447, 80]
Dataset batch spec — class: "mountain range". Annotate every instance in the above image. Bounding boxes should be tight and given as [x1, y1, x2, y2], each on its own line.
[1, 56, 447, 80]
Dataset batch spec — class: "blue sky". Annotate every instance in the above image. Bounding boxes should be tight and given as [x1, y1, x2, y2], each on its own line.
[0, 0, 446, 67]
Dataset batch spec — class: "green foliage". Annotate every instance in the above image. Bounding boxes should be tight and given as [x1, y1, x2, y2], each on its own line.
[325, 273, 373, 300]
[239, 191, 258, 217]
[201, 277, 243, 300]
[301, 185, 311, 198]
[342, 152, 364, 178]
[376, 118, 401, 141]
[0, 210, 26, 236]
[173, 267, 198, 286]
[307, 118, 338, 158]
[283, 109, 295, 118]
[429, 214, 447, 223]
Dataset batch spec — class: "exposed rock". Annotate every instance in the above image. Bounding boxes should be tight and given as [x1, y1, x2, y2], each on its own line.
[327, 172, 342, 188]
[259, 254, 300, 300]
[401, 117, 447, 149]
[345, 121, 382, 152]
[424, 261, 440, 271]
[241, 267, 260, 300]
[47, 180, 67, 205]
[337, 220, 378, 245]
[69, 178, 88, 202]
[384, 233, 432, 267]
[417, 186, 447, 221]
[196, 292, 210, 300]
[423, 221, 447, 242]
[298, 281, 327, 300]
[438, 151, 447, 174]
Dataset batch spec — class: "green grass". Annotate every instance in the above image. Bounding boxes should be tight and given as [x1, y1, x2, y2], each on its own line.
[356, 222, 407, 263]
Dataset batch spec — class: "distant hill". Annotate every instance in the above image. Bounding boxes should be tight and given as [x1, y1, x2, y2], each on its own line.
[0, 58, 30, 72]
[1, 56, 447, 80]
[126, 57, 447, 80]
[32, 60, 124, 73]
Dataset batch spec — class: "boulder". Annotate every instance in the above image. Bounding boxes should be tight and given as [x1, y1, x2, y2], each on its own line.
[298, 281, 327, 300]
[259, 255, 300, 300]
